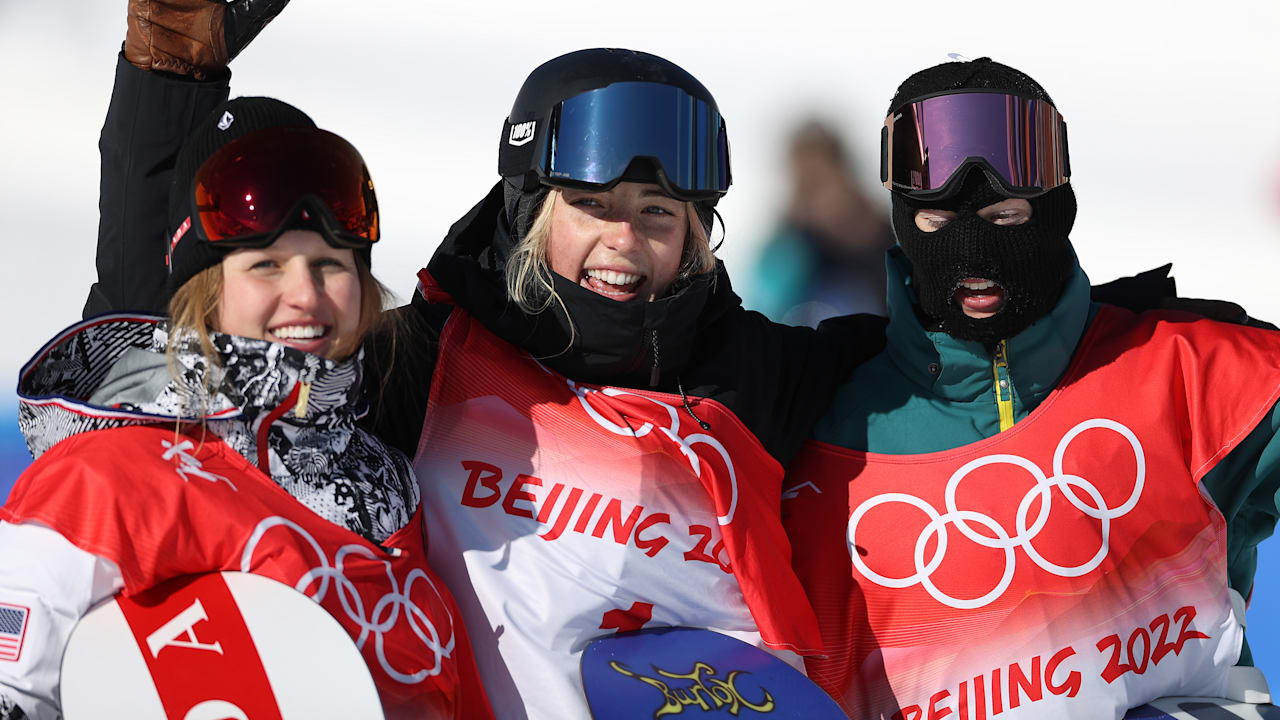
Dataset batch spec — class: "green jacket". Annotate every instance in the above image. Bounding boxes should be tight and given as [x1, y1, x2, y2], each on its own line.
[814, 246, 1280, 664]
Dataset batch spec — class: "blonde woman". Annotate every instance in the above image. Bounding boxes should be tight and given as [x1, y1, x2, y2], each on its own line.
[363, 49, 896, 718]
[0, 98, 492, 720]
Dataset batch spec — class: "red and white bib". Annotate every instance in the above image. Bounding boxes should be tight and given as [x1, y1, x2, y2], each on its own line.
[414, 298, 820, 719]
[783, 306, 1280, 720]
[2, 425, 490, 720]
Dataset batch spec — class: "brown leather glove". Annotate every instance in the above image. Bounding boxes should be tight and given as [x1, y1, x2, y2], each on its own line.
[124, 0, 290, 80]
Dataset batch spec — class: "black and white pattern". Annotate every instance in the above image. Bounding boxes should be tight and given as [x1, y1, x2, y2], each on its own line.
[17, 315, 161, 458]
[17, 316, 417, 544]
[0, 695, 26, 720]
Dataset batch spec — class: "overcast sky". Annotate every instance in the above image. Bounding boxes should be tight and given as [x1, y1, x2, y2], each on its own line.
[4, 0, 1280, 375]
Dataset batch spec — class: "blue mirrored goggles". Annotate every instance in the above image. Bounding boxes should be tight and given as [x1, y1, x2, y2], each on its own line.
[536, 82, 731, 201]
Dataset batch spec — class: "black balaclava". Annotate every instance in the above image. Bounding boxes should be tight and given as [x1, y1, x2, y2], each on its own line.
[888, 58, 1078, 343]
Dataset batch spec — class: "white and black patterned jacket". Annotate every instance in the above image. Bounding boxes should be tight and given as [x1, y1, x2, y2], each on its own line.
[18, 314, 418, 544]
[0, 314, 419, 720]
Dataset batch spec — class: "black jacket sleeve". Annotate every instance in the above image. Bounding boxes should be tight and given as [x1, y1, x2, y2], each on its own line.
[360, 299, 448, 459]
[682, 306, 888, 468]
[84, 52, 230, 317]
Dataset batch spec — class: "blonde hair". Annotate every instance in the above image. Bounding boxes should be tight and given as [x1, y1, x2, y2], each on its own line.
[505, 187, 715, 315]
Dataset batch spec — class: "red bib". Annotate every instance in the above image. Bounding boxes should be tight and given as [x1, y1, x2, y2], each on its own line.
[413, 291, 819, 717]
[783, 306, 1280, 720]
[3, 425, 491, 720]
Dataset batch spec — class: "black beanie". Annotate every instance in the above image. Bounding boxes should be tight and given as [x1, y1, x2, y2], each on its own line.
[887, 58, 1078, 343]
[166, 97, 317, 292]
[888, 57, 1055, 114]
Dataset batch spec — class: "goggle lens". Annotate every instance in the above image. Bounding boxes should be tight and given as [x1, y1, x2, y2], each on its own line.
[541, 82, 730, 198]
[192, 126, 379, 247]
[883, 92, 1068, 199]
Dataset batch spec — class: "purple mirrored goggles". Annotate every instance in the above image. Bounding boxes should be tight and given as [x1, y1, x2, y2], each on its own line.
[881, 90, 1070, 200]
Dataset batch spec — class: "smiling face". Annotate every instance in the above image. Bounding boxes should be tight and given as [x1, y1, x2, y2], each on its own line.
[912, 198, 1033, 319]
[216, 229, 362, 358]
[545, 182, 690, 302]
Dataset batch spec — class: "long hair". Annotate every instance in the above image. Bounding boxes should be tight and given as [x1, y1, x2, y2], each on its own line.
[504, 187, 715, 315]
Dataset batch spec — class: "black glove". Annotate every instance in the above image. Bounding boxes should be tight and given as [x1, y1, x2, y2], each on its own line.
[1089, 264, 1176, 313]
[224, 0, 291, 62]
[1091, 264, 1276, 330]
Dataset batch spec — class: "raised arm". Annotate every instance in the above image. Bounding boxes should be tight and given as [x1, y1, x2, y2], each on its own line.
[84, 0, 290, 317]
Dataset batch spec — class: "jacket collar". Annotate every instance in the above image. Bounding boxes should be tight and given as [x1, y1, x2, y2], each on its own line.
[424, 181, 739, 387]
[882, 245, 1092, 403]
[17, 315, 364, 459]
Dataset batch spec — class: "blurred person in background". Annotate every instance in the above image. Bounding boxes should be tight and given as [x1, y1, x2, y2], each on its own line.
[782, 56, 1280, 719]
[749, 119, 895, 325]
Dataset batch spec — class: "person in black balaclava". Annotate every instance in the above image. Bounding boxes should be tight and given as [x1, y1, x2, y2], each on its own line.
[887, 58, 1078, 343]
[784, 56, 1280, 720]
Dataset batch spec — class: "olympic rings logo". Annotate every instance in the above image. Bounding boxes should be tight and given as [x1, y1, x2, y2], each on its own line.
[565, 378, 740, 527]
[847, 418, 1145, 610]
[241, 517, 456, 683]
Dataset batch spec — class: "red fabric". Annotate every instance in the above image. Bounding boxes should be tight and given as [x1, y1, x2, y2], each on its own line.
[118, 574, 283, 720]
[417, 280, 823, 655]
[3, 424, 494, 720]
[782, 307, 1280, 719]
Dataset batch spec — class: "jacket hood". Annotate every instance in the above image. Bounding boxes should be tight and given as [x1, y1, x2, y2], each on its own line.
[17, 314, 418, 544]
[423, 181, 741, 388]
[17, 314, 365, 459]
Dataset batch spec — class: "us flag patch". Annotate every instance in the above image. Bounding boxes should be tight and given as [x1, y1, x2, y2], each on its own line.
[0, 603, 29, 662]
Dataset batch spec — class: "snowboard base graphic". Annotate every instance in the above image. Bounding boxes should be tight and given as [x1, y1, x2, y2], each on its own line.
[61, 571, 384, 720]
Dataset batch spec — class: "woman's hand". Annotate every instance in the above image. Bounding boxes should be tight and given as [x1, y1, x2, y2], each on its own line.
[124, 0, 291, 80]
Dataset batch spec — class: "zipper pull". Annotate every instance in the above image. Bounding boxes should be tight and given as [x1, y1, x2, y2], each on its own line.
[649, 329, 661, 387]
[992, 340, 1014, 432]
[294, 380, 312, 419]
[677, 378, 712, 431]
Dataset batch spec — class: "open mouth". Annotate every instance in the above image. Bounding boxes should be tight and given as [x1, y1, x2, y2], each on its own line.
[581, 268, 645, 301]
[952, 278, 1006, 318]
[269, 324, 332, 352]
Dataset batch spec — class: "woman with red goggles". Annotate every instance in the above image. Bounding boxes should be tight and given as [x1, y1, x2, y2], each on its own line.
[0, 92, 493, 720]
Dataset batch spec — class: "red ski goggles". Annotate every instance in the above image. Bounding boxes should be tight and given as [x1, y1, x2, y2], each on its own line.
[881, 91, 1070, 200]
[184, 126, 379, 251]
